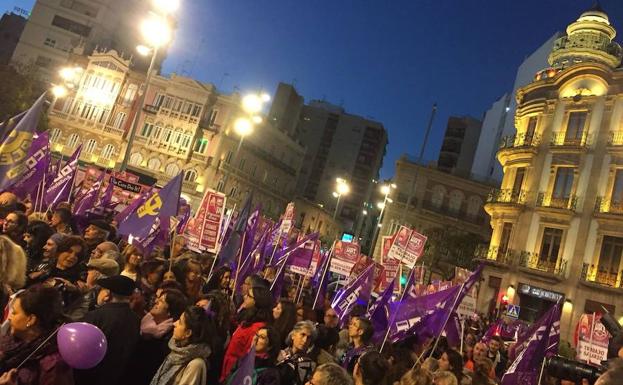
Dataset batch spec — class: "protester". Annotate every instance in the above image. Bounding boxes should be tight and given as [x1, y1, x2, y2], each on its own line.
[74, 275, 140, 385]
[438, 349, 466, 385]
[226, 326, 281, 385]
[90, 241, 120, 261]
[120, 245, 142, 282]
[48, 236, 86, 284]
[0, 286, 73, 385]
[220, 284, 273, 382]
[149, 306, 213, 385]
[277, 320, 317, 385]
[399, 368, 434, 385]
[311, 324, 339, 365]
[433, 371, 458, 385]
[341, 316, 374, 373]
[353, 350, 389, 385]
[82, 220, 112, 256]
[204, 266, 232, 295]
[306, 363, 353, 385]
[486, 336, 506, 379]
[49, 208, 74, 235]
[23, 220, 53, 265]
[3, 211, 28, 247]
[273, 299, 297, 348]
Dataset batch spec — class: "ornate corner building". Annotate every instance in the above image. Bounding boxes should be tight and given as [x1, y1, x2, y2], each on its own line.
[477, 5, 623, 338]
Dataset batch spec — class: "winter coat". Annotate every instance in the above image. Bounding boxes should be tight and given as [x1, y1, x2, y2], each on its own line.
[220, 321, 266, 383]
[276, 348, 316, 385]
[0, 237, 26, 290]
[149, 338, 211, 385]
[0, 333, 74, 385]
[74, 302, 140, 385]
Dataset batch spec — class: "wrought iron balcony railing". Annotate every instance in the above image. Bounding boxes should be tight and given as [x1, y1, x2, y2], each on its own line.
[475, 245, 516, 265]
[486, 189, 527, 205]
[499, 133, 541, 149]
[581, 263, 623, 288]
[594, 197, 623, 214]
[608, 131, 623, 146]
[519, 252, 567, 276]
[550, 131, 592, 148]
[536, 192, 578, 211]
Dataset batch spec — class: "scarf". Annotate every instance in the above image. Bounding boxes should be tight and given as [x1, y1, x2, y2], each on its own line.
[150, 338, 211, 385]
[141, 313, 174, 339]
[0, 332, 58, 373]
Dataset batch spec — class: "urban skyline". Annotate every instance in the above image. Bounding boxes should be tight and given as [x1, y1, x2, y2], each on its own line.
[4, 1, 623, 178]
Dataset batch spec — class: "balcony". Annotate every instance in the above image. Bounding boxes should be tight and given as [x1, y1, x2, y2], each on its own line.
[474, 245, 516, 266]
[143, 105, 159, 114]
[580, 263, 623, 292]
[595, 197, 623, 215]
[421, 200, 487, 226]
[536, 192, 578, 211]
[199, 118, 220, 133]
[518, 252, 567, 279]
[497, 133, 540, 167]
[486, 189, 527, 205]
[549, 131, 592, 152]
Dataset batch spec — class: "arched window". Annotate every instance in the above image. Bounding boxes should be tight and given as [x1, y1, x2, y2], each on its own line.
[165, 163, 180, 177]
[184, 169, 197, 182]
[147, 158, 161, 171]
[50, 128, 62, 143]
[66, 133, 80, 149]
[84, 139, 97, 154]
[100, 144, 116, 160]
[467, 196, 482, 218]
[130, 153, 143, 166]
[431, 185, 446, 209]
[448, 190, 464, 214]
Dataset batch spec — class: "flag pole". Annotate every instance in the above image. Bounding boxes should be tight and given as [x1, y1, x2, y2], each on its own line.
[268, 232, 283, 266]
[313, 242, 334, 310]
[294, 274, 304, 304]
[231, 232, 247, 300]
[426, 281, 466, 360]
[460, 317, 465, 354]
[207, 203, 236, 282]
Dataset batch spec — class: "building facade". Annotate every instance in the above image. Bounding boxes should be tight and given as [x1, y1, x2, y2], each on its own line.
[0, 12, 26, 65]
[48, 49, 305, 218]
[372, 156, 493, 265]
[11, 0, 153, 78]
[477, 5, 623, 341]
[437, 116, 482, 176]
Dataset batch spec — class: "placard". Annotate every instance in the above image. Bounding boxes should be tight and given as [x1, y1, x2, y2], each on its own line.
[330, 240, 360, 276]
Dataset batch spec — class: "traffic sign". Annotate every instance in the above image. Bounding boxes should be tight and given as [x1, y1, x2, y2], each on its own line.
[506, 304, 520, 318]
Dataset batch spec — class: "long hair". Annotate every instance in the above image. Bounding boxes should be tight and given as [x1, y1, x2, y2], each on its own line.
[258, 326, 281, 365]
[204, 265, 231, 293]
[444, 349, 464, 382]
[17, 285, 64, 333]
[238, 285, 273, 326]
[181, 305, 216, 346]
[24, 220, 54, 262]
[273, 299, 296, 347]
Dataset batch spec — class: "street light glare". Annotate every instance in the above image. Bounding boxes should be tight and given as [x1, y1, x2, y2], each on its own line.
[380, 185, 391, 195]
[261, 93, 270, 102]
[153, 0, 179, 13]
[242, 94, 263, 114]
[252, 115, 263, 124]
[233, 117, 253, 137]
[51, 85, 67, 98]
[136, 45, 152, 56]
[377, 201, 385, 210]
[336, 180, 350, 195]
[141, 14, 171, 47]
[59, 67, 76, 81]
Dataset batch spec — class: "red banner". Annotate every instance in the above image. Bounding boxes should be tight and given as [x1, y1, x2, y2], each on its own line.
[186, 190, 226, 253]
[330, 240, 360, 276]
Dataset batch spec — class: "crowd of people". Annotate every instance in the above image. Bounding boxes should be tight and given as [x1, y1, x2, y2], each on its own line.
[0, 190, 621, 385]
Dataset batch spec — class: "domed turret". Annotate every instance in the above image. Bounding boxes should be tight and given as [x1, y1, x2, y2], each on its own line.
[548, 2, 622, 68]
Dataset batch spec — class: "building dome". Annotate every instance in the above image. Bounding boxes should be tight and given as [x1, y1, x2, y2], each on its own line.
[548, 3, 622, 69]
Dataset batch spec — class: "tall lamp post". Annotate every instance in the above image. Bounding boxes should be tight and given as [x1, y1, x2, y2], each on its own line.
[120, 6, 175, 172]
[369, 183, 396, 256]
[333, 177, 350, 219]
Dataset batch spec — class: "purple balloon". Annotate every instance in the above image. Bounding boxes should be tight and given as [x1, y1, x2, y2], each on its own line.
[56, 322, 107, 369]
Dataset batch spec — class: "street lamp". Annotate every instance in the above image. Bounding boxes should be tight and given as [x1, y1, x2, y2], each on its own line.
[369, 182, 396, 257]
[333, 177, 350, 219]
[120, 13, 172, 172]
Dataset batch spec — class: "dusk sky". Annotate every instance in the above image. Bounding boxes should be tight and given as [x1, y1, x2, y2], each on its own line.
[3, 0, 623, 178]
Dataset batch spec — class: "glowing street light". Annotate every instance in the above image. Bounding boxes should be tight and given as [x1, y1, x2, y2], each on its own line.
[333, 178, 350, 219]
[51, 85, 67, 98]
[153, 0, 180, 14]
[136, 44, 152, 56]
[140, 14, 172, 48]
[234, 117, 253, 137]
[370, 181, 397, 256]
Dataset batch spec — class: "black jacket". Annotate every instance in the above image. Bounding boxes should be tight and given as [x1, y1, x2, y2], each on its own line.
[74, 302, 140, 385]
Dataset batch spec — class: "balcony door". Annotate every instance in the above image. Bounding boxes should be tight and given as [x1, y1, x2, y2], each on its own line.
[564, 111, 587, 144]
[597, 235, 623, 284]
[611, 169, 623, 211]
[498, 223, 513, 258]
[525, 117, 537, 145]
[512, 168, 526, 201]
[539, 227, 563, 264]
[552, 167, 575, 206]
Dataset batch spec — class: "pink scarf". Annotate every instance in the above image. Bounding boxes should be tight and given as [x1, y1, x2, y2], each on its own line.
[140, 313, 174, 338]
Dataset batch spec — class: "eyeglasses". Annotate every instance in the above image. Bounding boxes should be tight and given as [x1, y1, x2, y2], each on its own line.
[255, 333, 267, 340]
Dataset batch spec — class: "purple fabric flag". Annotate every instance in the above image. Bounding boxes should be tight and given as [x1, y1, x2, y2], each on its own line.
[251, 230, 270, 275]
[311, 250, 331, 310]
[97, 179, 114, 207]
[241, 205, 261, 263]
[368, 277, 396, 344]
[403, 267, 418, 299]
[501, 302, 561, 385]
[0, 94, 47, 192]
[117, 173, 183, 240]
[115, 187, 153, 224]
[331, 264, 375, 325]
[45, 145, 81, 207]
[0, 110, 26, 143]
[228, 345, 256, 385]
[444, 312, 462, 348]
[176, 198, 191, 234]
[217, 193, 253, 269]
[10, 131, 50, 199]
[262, 219, 284, 263]
[73, 172, 104, 216]
[269, 254, 289, 302]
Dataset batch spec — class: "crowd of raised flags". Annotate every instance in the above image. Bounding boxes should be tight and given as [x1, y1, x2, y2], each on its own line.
[1, 92, 619, 385]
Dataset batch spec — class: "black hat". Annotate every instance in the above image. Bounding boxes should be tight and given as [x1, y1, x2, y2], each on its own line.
[97, 275, 136, 296]
[88, 219, 112, 233]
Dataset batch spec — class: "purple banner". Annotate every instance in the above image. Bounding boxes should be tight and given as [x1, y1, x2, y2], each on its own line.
[45, 144, 82, 207]
[10, 131, 50, 199]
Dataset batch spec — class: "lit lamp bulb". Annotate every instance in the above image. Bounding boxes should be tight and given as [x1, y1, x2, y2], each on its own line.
[233, 117, 253, 137]
[381, 185, 391, 195]
[136, 45, 152, 56]
[242, 94, 263, 114]
[51, 85, 68, 98]
[141, 14, 172, 47]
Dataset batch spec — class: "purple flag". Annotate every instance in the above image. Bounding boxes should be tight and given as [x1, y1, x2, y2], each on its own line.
[241, 206, 261, 263]
[251, 230, 270, 274]
[331, 264, 375, 325]
[368, 277, 395, 344]
[115, 187, 153, 224]
[501, 302, 561, 385]
[45, 145, 82, 207]
[288, 234, 317, 271]
[228, 345, 256, 385]
[117, 173, 183, 240]
[312, 249, 331, 310]
[0, 93, 47, 192]
[0, 110, 26, 143]
[444, 312, 462, 348]
[269, 254, 289, 302]
[217, 193, 253, 269]
[73, 172, 104, 216]
[97, 179, 114, 207]
[10, 131, 50, 199]
[176, 198, 191, 234]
